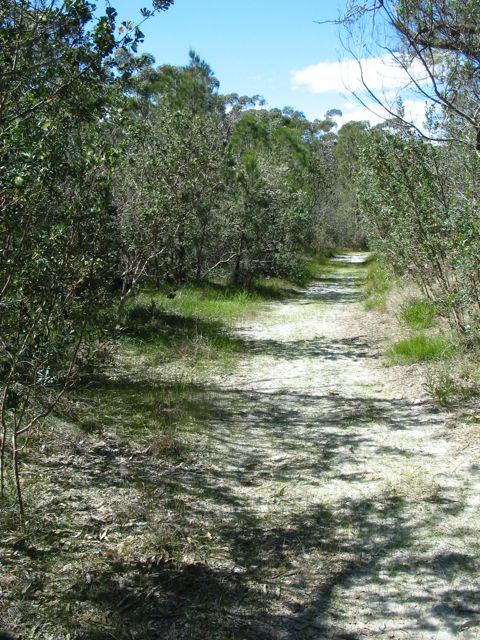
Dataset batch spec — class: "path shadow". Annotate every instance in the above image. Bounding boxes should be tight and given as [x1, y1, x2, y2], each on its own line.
[243, 335, 373, 360]
[302, 275, 366, 305]
[72, 558, 276, 640]
[60, 475, 478, 640]
[56, 372, 444, 494]
[123, 306, 246, 354]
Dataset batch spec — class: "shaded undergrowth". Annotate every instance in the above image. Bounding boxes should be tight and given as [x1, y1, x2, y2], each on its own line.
[120, 273, 309, 371]
[122, 302, 247, 369]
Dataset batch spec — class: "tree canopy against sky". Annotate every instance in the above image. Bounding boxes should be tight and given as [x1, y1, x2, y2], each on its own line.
[106, 0, 404, 127]
[338, 0, 480, 145]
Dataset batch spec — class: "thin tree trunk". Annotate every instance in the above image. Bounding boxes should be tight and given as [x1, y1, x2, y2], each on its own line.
[231, 232, 245, 286]
[0, 417, 7, 497]
[195, 224, 208, 281]
[12, 429, 25, 533]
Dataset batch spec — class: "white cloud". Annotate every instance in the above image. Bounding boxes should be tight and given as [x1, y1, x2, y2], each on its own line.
[402, 99, 429, 129]
[292, 55, 425, 96]
[332, 97, 428, 131]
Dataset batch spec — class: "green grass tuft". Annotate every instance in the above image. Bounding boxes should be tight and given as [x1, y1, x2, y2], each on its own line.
[401, 299, 437, 329]
[138, 283, 260, 321]
[122, 284, 258, 368]
[363, 257, 391, 310]
[387, 333, 456, 364]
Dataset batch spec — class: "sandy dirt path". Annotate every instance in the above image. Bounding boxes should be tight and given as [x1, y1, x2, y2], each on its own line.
[3, 254, 479, 640]
[174, 253, 480, 639]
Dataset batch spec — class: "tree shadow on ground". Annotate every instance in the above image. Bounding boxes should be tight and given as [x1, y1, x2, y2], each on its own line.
[57, 479, 479, 640]
[72, 558, 276, 640]
[122, 307, 246, 354]
[301, 275, 366, 305]
[57, 378, 445, 493]
[11, 374, 471, 639]
[89, 390, 476, 637]
[243, 335, 374, 360]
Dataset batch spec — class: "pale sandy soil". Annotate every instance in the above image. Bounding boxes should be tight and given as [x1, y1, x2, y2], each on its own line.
[188, 253, 480, 639]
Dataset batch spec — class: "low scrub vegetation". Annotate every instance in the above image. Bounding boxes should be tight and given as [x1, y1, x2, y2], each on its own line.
[121, 286, 255, 370]
[425, 362, 480, 407]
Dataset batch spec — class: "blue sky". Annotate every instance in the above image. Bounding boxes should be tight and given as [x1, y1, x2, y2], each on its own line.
[110, 0, 427, 127]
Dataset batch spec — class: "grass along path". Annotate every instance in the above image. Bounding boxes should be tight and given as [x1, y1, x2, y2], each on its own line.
[2, 254, 479, 639]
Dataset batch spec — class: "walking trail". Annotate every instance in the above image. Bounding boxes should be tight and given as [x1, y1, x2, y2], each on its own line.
[3, 254, 480, 640]
[171, 253, 480, 639]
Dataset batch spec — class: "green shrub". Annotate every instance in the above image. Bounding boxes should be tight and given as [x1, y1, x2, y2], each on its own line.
[425, 362, 480, 406]
[387, 334, 455, 364]
[425, 368, 459, 405]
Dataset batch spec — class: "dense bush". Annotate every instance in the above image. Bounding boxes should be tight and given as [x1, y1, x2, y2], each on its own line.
[357, 132, 480, 338]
